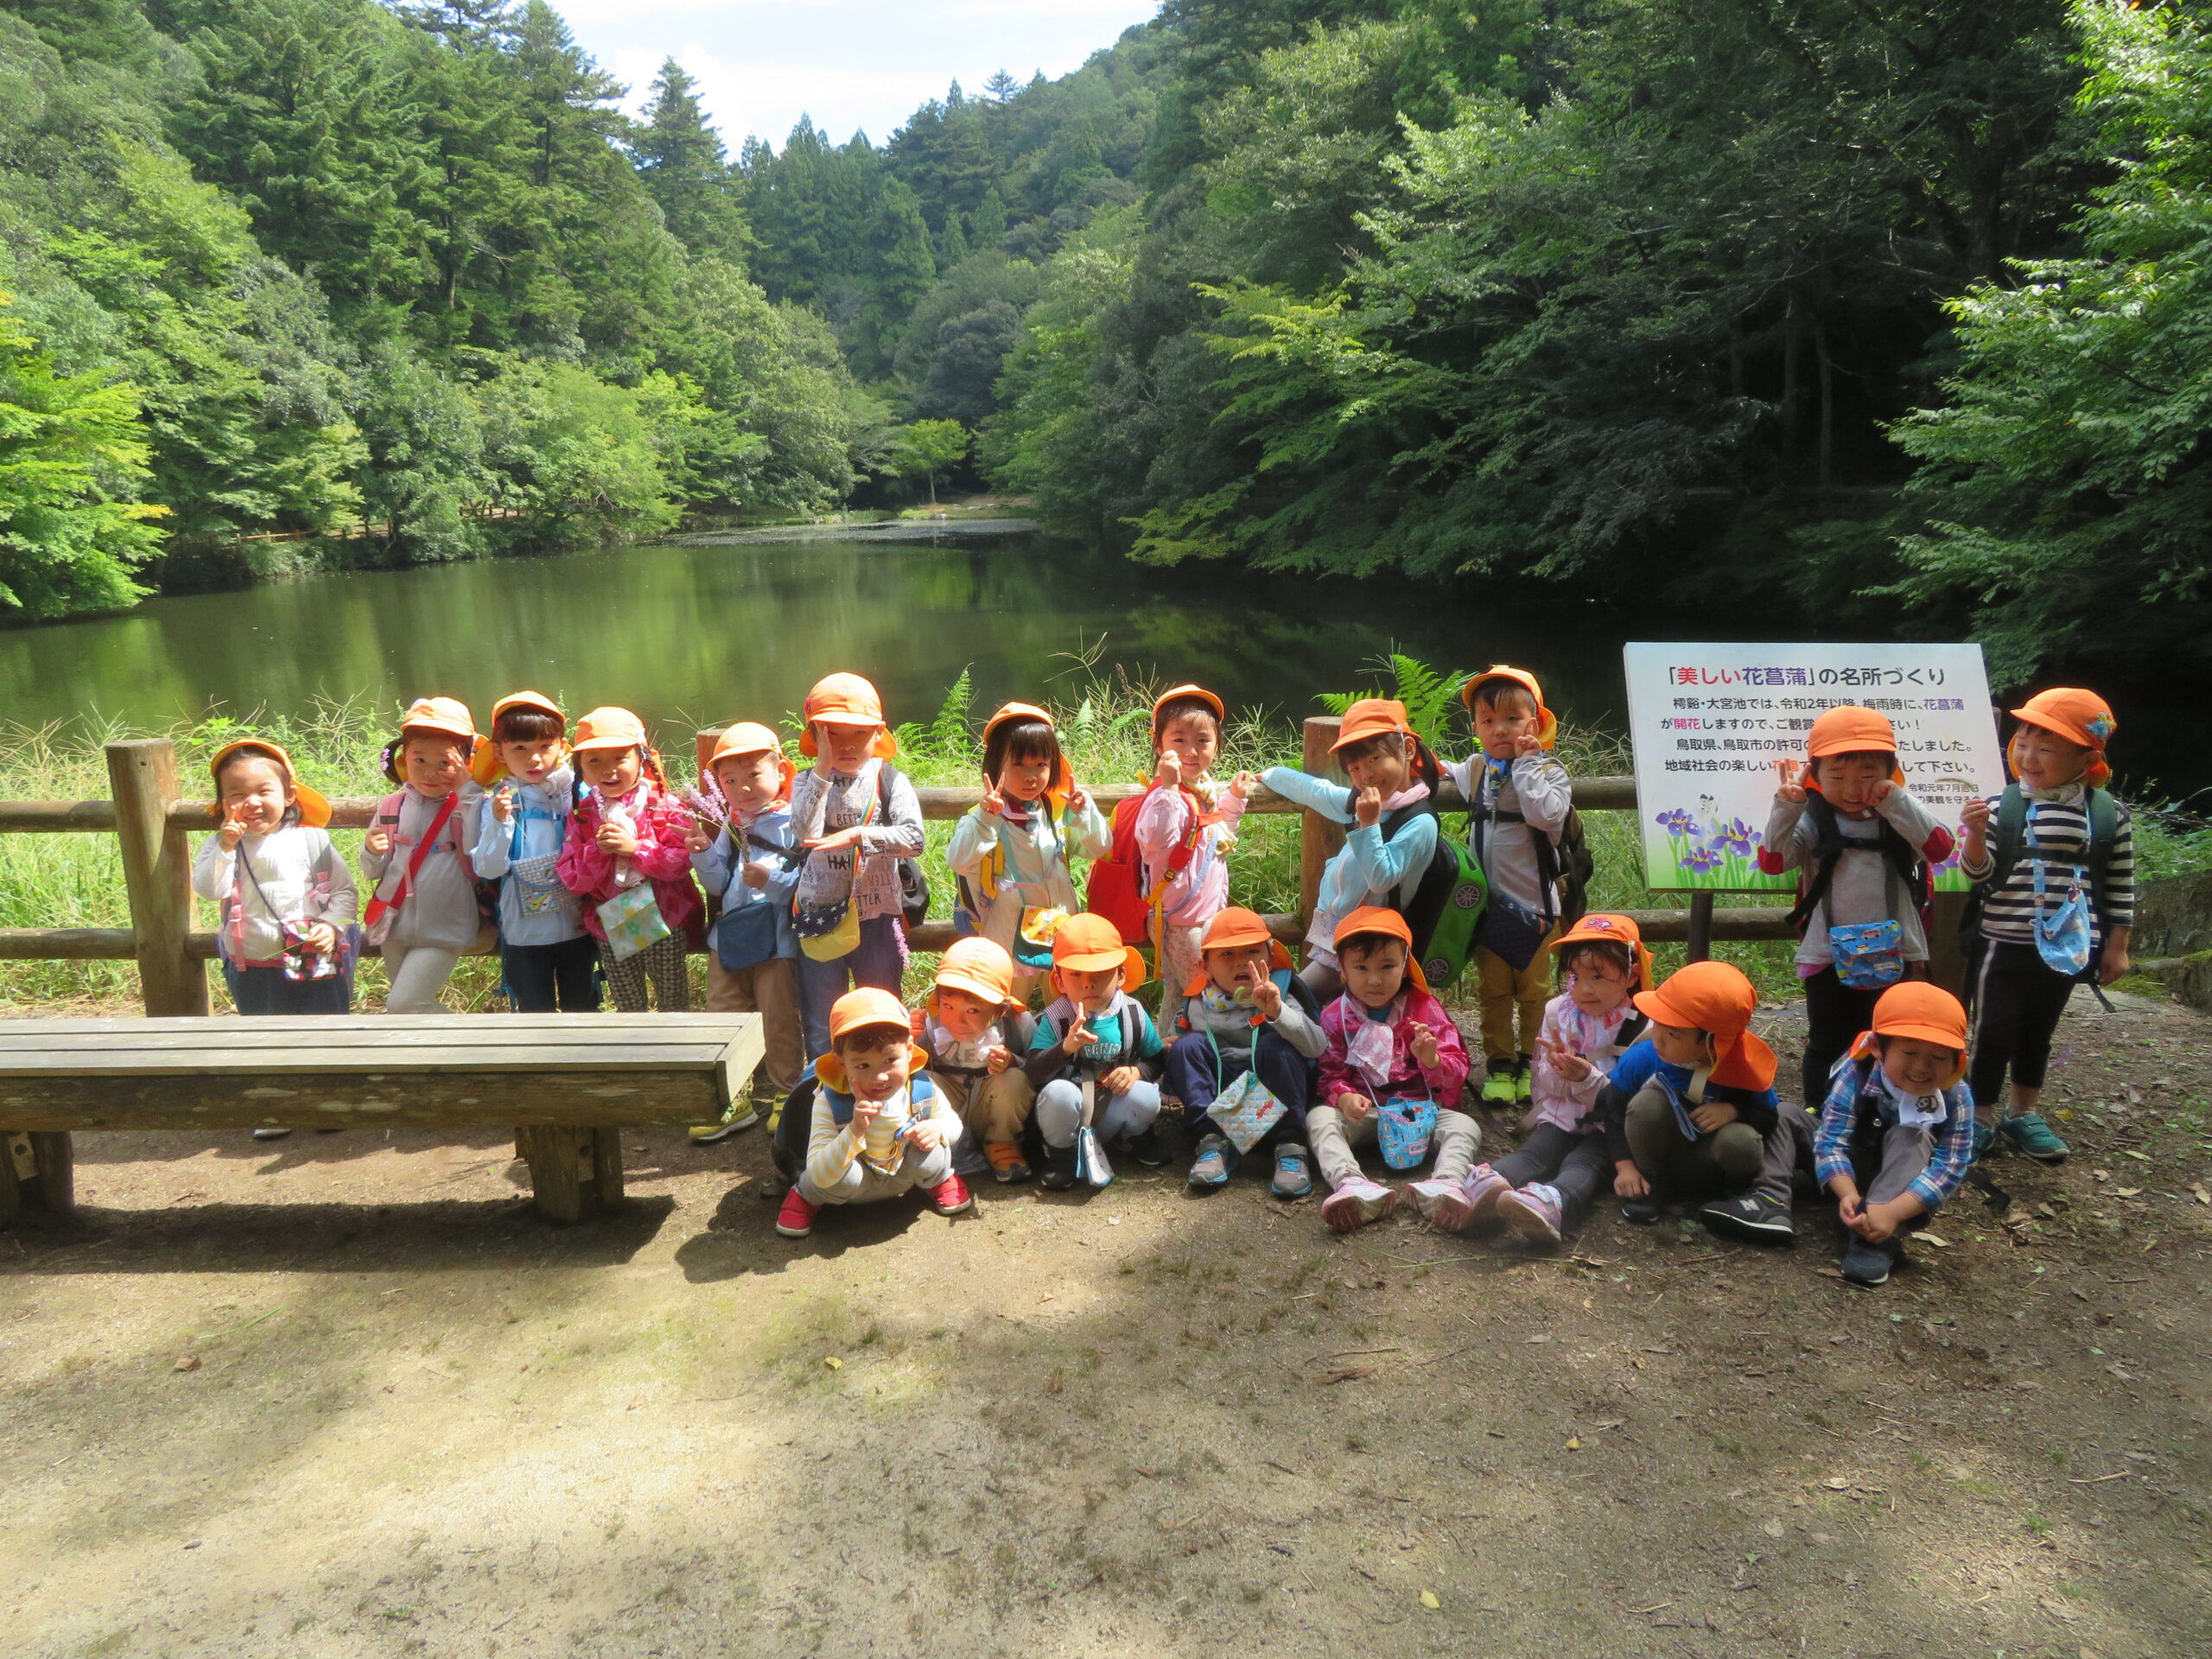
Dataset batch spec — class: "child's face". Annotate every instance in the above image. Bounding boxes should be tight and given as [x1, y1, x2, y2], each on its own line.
[1342, 735, 1410, 796]
[403, 734, 469, 797]
[1564, 949, 1633, 1017]
[932, 986, 999, 1043]
[1204, 941, 1272, 1000]
[580, 746, 642, 793]
[1813, 752, 1888, 810]
[995, 747, 1054, 804]
[218, 756, 292, 835]
[1339, 938, 1408, 1010]
[499, 736, 564, 786]
[1157, 713, 1219, 780]
[1058, 964, 1121, 1012]
[2010, 726, 2092, 791]
[1474, 690, 1540, 759]
[1650, 1021, 1714, 1070]
[838, 1033, 912, 1103]
[1881, 1036, 1956, 1096]
[714, 752, 785, 817]
[815, 721, 880, 773]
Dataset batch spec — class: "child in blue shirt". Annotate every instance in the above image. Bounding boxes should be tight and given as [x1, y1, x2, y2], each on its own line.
[470, 692, 597, 1016]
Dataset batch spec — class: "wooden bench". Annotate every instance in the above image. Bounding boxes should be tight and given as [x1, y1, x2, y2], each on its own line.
[0, 1013, 763, 1226]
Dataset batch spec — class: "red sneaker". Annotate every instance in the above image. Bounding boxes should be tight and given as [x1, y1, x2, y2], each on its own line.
[774, 1185, 821, 1238]
[925, 1172, 974, 1217]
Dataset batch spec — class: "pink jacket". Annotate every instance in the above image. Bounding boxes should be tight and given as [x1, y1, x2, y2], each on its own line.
[1527, 992, 1643, 1135]
[1319, 984, 1471, 1111]
[1135, 780, 1246, 930]
[557, 780, 703, 942]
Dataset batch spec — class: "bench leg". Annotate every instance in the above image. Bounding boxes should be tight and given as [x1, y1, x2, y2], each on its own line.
[516, 1127, 624, 1224]
[0, 1131, 74, 1228]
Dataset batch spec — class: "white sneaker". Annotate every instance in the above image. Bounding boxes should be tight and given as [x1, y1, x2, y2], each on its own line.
[1407, 1177, 1470, 1232]
[1321, 1179, 1397, 1234]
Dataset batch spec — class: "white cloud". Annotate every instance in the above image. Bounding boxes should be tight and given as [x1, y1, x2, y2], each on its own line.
[615, 42, 938, 147]
[558, 0, 827, 22]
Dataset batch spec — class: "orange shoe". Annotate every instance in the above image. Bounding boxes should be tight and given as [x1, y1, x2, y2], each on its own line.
[984, 1141, 1032, 1183]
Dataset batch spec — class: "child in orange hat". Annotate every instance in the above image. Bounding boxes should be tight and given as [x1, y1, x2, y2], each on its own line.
[1163, 906, 1327, 1199]
[787, 673, 925, 1065]
[1311, 909, 1475, 1232]
[917, 936, 1038, 1183]
[557, 707, 703, 1014]
[1956, 687, 2134, 1166]
[948, 702, 1109, 993]
[361, 697, 488, 1014]
[1443, 666, 1575, 1109]
[1459, 913, 1653, 1247]
[1133, 685, 1259, 1015]
[776, 988, 971, 1239]
[1260, 699, 1446, 1001]
[1598, 960, 1781, 1229]
[1021, 912, 1166, 1189]
[469, 692, 598, 1017]
[683, 721, 804, 1141]
[1813, 982, 1978, 1287]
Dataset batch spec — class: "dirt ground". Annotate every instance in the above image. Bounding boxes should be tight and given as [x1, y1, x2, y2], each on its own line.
[3, 990, 2209, 1659]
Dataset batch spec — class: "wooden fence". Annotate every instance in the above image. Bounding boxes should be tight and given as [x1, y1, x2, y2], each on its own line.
[0, 721, 1858, 1018]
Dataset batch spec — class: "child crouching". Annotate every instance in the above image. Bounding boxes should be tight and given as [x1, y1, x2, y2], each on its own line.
[918, 938, 1038, 1184]
[776, 988, 974, 1238]
[1025, 913, 1167, 1190]
[1815, 983, 1978, 1288]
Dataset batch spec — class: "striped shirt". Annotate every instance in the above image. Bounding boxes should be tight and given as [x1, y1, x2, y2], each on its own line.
[1813, 1061, 1976, 1214]
[1957, 786, 2134, 945]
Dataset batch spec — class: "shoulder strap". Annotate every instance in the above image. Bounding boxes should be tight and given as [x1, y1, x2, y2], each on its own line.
[1987, 785, 2028, 888]
[2084, 787, 2120, 914]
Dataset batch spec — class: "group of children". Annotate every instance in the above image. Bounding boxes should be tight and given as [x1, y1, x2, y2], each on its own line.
[195, 669, 2136, 1289]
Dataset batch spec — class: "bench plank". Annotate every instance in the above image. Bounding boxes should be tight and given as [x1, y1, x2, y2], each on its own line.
[0, 1046, 732, 1076]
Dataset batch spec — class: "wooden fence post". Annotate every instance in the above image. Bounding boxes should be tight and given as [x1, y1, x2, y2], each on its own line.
[106, 739, 207, 1017]
[1685, 892, 1716, 963]
[1298, 717, 1344, 960]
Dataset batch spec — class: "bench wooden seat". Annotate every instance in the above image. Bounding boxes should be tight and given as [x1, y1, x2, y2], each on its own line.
[0, 1013, 763, 1226]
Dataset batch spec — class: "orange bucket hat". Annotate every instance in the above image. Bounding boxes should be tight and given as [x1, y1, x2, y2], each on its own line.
[1851, 982, 1969, 1086]
[2009, 687, 2116, 788]
[1631, 960, 1777, 1092]
[930, 936, 1020, 1014]
[1332, 905, 1428, 990]
[207, 739, 332, 830]
[1330, 698, 1416, 753]
[1460, 665, 1559, 748]
[1549, 911, 1654, 991]
[1049, 911, 1147, 993]
[799, 672, 897, 760]
[982, 701, 1072, 801]
[1183, 906, 1293, 994]
[695, 721, 795, 799]
[1803, 705, 1904, 787]
[572, 706, 664, 784]
[472, 690, 567, 785]
[388, 696, 485, 783]
[813, 987, 929, 1091]
[1151, 683, 1226, 739]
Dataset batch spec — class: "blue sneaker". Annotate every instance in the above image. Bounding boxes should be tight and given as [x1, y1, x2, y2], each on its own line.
[1271, 1142, 1313, 1199]
[1998, 1113, 2069, 1164]
[1971, 1117, 1996, 1160]
[1187, 1133, 1238, 1190]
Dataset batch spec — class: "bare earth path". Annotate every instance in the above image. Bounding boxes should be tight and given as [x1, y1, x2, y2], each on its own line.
[3, 992, 2208, 1657]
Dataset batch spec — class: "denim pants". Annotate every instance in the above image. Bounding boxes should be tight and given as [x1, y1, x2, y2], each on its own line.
[1162, 1027, 1313, 1151]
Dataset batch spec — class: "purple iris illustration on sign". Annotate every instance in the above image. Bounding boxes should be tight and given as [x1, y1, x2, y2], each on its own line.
[1712, 817, 1760, 857]
[1681, 843, 1724, 874]
[1656, 808, 1696, 836]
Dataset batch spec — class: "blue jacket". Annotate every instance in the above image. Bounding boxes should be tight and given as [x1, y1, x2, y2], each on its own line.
[1599, 1037, 1780, 1163]
[690, 806, 799, 962]
[469, 771, 585, 948]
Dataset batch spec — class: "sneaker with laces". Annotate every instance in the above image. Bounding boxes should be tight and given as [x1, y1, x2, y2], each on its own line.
[1998, 1112, 2069, 1164]
[925, 1173, 974, 1216]
[1698, 1192, 1796, 1244]
[1458, 1163, 1513, 1230]
[1497, 1182, 1565, 1248]
[1408, 1175, 1472, 1231]
[1321, 1178, 1397, 1233]
[1187, 1133, 1238, 1190]
[984, 1141, 1031, 1183]
[1620, 1192, 1662, 1225]
[1511, 1058, 1534, 1103]
[1271, 1142, 1313, 1199]
[689, 1099, 761, 1145]
[1126, 1124, 1173, 1167]
[774, 1186, 822, 1238]
[1840, 1237, 1892, 1287]
[1479, 1061, 1519, 1106]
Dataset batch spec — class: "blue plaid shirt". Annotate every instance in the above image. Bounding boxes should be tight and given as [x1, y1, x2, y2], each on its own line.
[1813, 1058, 1976, 1212]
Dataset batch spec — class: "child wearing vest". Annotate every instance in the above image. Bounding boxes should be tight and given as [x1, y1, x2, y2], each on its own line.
[1958, 688, 2134, 1166]
[1443, 666, 1573, 1109]
[1599, 961, 1780, 1225]
[1165, 907, 1327, 1200]
[1815, 983, 1979, 1288]
[916, 937, 1038, 1183]
[684, 721, 804, 1142]
[775, 988, 972, 1239]
[195, 740, 358, 1140]
[1460, 913, 1651, 1248]
[1312, 908, 1476, 1233]
[788, 673, 926, 1066]
[948, 702, 1110, 993]
[557, 707, 702, 1013]
[1136, 685, 1257, 1017]
[1024, 913, 1167, 1190]
[1262, 699, 1444, 1002]
[361, 697, 486, 1014]
[469, 692, 598, 1016]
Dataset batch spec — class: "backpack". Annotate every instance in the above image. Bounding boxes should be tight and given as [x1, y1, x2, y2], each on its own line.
[877, 765, 931, 931]
[1784, 792, 1930, 936]
[1466, 776, 1592, 933]
[1086, 785, 1210, 946]
[371, 788, 500, 944]
[1378, 795, 1491, 988]
[1958, 784, 2125, 970]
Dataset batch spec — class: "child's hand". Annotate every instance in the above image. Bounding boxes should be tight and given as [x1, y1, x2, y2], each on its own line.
[1100, 1065, 1139, 1096]
[740, 861, 771, 890]
[598, 818, 639, 855]
[1353, 785, 1382, 828]
[1513, 733, 1544, 759]
[682, 821, 713, 854]
[1613, 1160, 1649, 1199]
[984, 1044, 1012, 1076]
[1866, 779, 1894, 804]
[2099, 938, 2132, 985]
[906, 1116, 950, 1153]
[218, 812, 246, 852]
[849, 1096, 881, 1136]
[1229, 770, 1259, 801]
[1850, 1194, 1904, 1244]
[1689, 1099, 1739, 1134]
[1961, 798, 1991, 832]
[1336, 1091, 1372, 1122]
[1409, 1023, 1440, 1069]
[1249, 976, 1283, 1023]
[1541, 1033, 1592, 1083]
[981, 779, 1007, 817]
[492, 785, 516, 823]
[805, 826, 864, 856]
[1062, 1015, 1097, 1057]
[1153, 749, 1182, 790]
[300, 922, 337, 956]
[1772, 757, 1808, 803]
[365, 824, 394, 857]
[1067, 784, 1089, 812]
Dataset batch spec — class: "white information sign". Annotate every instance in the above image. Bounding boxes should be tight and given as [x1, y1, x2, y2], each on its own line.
[1622, 642, 2004, 893]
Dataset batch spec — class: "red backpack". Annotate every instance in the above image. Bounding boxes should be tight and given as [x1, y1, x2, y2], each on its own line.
[1085, 785, 1212, 945]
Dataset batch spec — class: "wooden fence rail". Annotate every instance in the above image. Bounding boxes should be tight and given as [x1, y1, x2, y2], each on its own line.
[0, 732, 1810, 1016]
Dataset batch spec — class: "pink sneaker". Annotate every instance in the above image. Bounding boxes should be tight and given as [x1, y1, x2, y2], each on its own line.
[1497, 1182, 1565, 1249]
[1321, 1179, 1397, 1234]
[775, 1186, 821, 1238]
[1459, 1164, 1511, 1230]
[925, 1172, 974, 1217]
[1408, 1176, 1472, 1233]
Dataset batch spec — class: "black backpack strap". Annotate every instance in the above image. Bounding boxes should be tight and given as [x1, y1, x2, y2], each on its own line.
[1785, 794, 1845, 931]
[1987, 785, 2028, 890]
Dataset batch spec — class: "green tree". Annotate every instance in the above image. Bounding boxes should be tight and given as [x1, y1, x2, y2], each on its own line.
[893, 417, 968, 506]
[632, 57, 749, 263]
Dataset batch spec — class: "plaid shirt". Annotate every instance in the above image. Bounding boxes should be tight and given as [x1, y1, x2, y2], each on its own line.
[1813, 1058, 1977, 1213]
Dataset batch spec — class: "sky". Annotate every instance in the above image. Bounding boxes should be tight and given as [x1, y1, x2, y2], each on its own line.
[551, 0, 1164, 153]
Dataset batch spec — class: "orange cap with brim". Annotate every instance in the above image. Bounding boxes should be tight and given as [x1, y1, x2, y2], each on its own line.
[572, 706, 664, 785]
[1152, 683, 1226, 739]
[1330, 698, 1416, 753]
[1183, 906, 1293, 995]
[1849, 982, 1969, 1088]
[1802, 704, 1904, 789]
[800, 673, 897, 760]
[1631, 960, 1777, 1092]
[472, 690, 568, 786]
[696, 721, 795, 800]
[208, 739, 332, 830]
[813, 988, 928, 1092]
[399, 696, 477, 745]
[931, 936, 1020, 1014]
[1461, 665, 1559, 749]
[1549, 911, 1654, 992]
[1331, 905, 1429, 992]
[1049, 911, 1147, 993]
[2009, 687, 2115, 789]
[982, 701, 1072, 802]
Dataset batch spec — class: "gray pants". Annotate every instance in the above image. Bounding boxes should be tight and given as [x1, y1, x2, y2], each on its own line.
[798, 1139, 951, 1206]
[382, 942, 461, 1014]
[1492, 1122, 1609, 1224]
[1839, 1122, 1936, 1209]
[1752, 1104, 1820, 1205]
[1623, 1083, 1763, 1198]
[1309, 1103, 1479, 1199]
[1035, 1078, 1160, 1148]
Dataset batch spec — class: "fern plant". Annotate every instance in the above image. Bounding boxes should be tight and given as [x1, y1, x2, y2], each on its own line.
[892, 664, 976, 766]
[1316, 652, 1471, 750]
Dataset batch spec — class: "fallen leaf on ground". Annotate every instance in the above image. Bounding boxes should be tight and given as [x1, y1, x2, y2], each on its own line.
[2190, 1184, 2209, 1205]
[1321, 1366, 1374, 1385]
[1565, 1436, 1581, 1451]
[822, 1357, 842, 1370]
[1419, 1590, 1440, 1610]
[2113, 1187, 2143, 1198]
[1919, 1232, 1952, 1248]
[173, 1356, 200, 1372]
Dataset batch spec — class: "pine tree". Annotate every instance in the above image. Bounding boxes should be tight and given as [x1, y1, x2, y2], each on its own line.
[970, 186, 1007, 253]
[632, 57, 749, 262]
[984, 69, 1021, 104]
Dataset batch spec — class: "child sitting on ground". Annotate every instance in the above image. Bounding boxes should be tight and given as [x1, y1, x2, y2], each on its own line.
[948, 702, 1109, 993]
[1599, 960, 1780, 1226]
[1958, 687, 2134, 1166]
[1815, 982, 1979, 1288]
[1311, 908, 1476, 1232]
[1444, 666, 1573, 1108]
[1262, 700, 1444, 1001]
[196, 740, 358, 1141]
[917, 936, 1038, 1184]
[1460, 913, 1651, 1248]
[684, 721, 804, 1142]
[470, 692, 597, 1015]
[775, 988, 972, 1238]
[1025, 912, 1166, 1190]
[361, 697, 486, 1014]
[557, 707, 702, 1012]
[1164, 907, 1327, 1200]
[1136, 685, 1257, 1014]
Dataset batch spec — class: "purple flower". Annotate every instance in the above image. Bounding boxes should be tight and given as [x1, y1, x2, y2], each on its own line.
[1656, 808, 1696, 836]
[1681, 844, 1723, 874]
[1713, 818, 1758, 856]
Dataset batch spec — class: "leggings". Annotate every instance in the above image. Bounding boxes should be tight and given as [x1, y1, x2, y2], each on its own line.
[597, 931, 691, 1013]
[1799, 966, 1883, 1109]
[382, 942, 461, 1014]
[1491, 1122, 1608, 1224]
[1967, 940, 2077, 1105]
